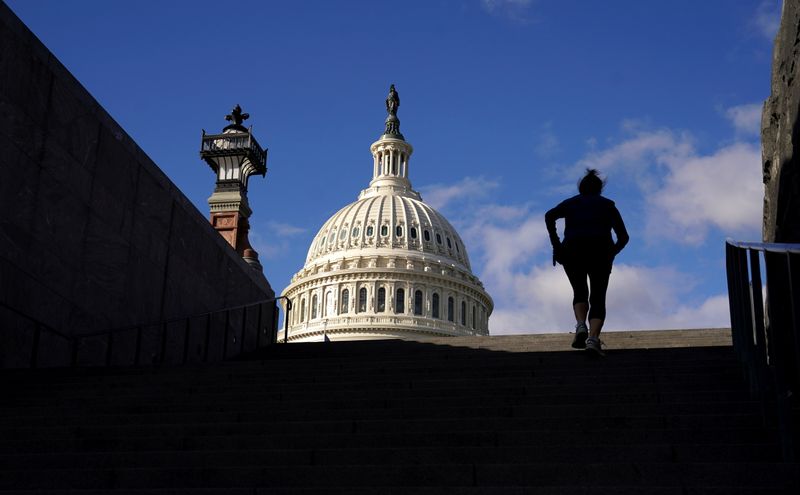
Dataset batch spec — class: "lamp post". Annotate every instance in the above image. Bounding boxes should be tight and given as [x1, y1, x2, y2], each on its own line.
[200, 105, 268, 271]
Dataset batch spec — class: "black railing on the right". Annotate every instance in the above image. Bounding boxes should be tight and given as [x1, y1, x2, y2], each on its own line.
[725, 239, 800, 461]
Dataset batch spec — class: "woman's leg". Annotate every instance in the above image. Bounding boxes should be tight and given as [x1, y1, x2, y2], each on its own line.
[587, 263, 612, 338]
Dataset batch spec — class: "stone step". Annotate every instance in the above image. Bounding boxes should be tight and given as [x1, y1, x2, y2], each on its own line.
[0, 380, 751, 421]
[0, 400, 762, 440]
[0, 442, 783, 470]
[0, 487, 791, 495]
[0, 462, 795, 490]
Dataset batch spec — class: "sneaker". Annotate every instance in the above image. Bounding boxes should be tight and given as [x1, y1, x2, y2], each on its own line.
[585, 336, 605, 356]
[571, 323, 588, 349]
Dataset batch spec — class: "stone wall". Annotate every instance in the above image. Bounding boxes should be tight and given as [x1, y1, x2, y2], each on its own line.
[762, 0, 800, 243]
[0, 2, 276, 367]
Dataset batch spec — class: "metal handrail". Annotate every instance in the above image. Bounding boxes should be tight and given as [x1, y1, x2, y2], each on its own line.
[725, 238, 799, 461]
[1, 295, 292, 368]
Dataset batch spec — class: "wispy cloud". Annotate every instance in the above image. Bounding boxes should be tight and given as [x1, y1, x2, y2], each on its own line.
[420, 176, 500, 210]
[535, 123, 561, 158]
[752, 0, 781, 40]
[487, 261, 729, 335]
[573, 113, 761, 245]
[267, 221, 307, 237]
[250, 221, 309, 261]
[725, 103, 762, 136]
[480, 0, 535, 23]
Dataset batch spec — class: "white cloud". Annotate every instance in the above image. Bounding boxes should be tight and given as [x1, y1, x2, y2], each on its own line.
[484, 260, 730, 335]
[536, 123, 560, 158]
[753, 0, 781, 40]
[268, 221, 307, 237]
[573, 121, 761, 245]
[250, 221, 308, 261]
[648, 141, 762, 244]
[420, 176, 499, 210]
[726, 103, 762, 136]
[481, 0, 534, 22]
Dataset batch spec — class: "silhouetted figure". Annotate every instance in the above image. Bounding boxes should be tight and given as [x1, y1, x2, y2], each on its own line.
[545, 169, 629, 355]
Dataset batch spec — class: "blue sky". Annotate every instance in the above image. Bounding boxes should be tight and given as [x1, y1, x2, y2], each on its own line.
[7, 0, 780, 333]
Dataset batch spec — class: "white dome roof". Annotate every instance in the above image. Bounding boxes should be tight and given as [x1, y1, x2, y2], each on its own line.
[281, 87, 491, 343]
[306, 193, 472, 270]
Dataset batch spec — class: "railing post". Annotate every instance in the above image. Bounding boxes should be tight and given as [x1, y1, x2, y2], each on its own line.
[256, 302, 264, 349]
[105, 333, 114, 367]
[182, 317, 191, 364]
[204, 313, 212, 363]
[160, 321, 168, 364]
[30, 322, 41, 369]
[222, 309, 230, 359]
[240, 306, 247, 355]
[134, 326, 142, 366]
[284, 298, 292, 344]
[748, 249, 769, 394]
[71, 337, 78, 367]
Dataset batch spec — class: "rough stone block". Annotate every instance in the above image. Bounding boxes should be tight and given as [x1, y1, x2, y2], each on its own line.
[30, 168, 90, 263]
[121, 247, 164, 327]
[46, 76, 100, 170]
[0, 95, 47, 163]
[107, 327, 139, 366]
[161, 319, 187, 365]
[74, 333, 109, 366]
[0, 305, 35, 367]
[93, 126, 139, 208]
[131, 178, 171, 268]
[84, 212, 132, 291]
[40, 137, 93, 206]
[0, 17, 51, 126]
[34, 328, 72, 367]
[90, 180, 134, 240]
[0, 256, 72, 333]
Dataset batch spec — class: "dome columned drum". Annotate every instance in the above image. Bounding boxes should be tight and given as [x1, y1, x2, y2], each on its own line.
[280, 88, 493, 342]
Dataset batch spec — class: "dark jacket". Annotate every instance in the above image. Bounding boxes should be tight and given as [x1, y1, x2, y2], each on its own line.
[545, 194, 629, 260]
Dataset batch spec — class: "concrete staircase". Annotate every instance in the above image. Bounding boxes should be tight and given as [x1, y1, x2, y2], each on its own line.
[0, 329, 797, 493]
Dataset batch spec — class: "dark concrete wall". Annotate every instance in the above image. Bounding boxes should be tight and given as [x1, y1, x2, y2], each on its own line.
[762, 0, 800, 243]
[0, 2, 276, 367]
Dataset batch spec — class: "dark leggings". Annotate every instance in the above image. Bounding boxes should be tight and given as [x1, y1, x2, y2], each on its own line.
[564, 255, 612, 321]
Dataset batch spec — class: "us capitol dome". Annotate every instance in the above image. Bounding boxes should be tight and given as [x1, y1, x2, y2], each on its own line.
[280, 85, 493, 342]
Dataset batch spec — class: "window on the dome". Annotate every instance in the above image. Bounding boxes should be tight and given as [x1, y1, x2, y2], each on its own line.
[472, 305, 476, 329]
[377, 288, 386, 312]
[339, 229, 347, 240]
[436, 233, 442, 244]
[423, 230, 430, 242]
[410, 227, 417, 239]
[447, 297, 454, 322]
[352, 227, 360, 237]
[341, 289, 349, 314]
[446, 237, 452, 249]
[396, 288, 405, 314]
[461, 301, 466, 325]
[301, 298, 306, 322]
[321, 236, 326, 246]
[311, 294, 318, 319]
[329, 232, 336, 244]
[396, 226, 403, 237]
[358, 287, 367, 312]
[414, 290, 423, 315]
[380, 225, 388, 236]
[432, 293, 440, 318]
[366, 226, 374, 237]
[455, 242, 460, 253]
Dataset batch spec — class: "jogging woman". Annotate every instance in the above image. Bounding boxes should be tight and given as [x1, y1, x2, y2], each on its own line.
[544, 169, 629, 355]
